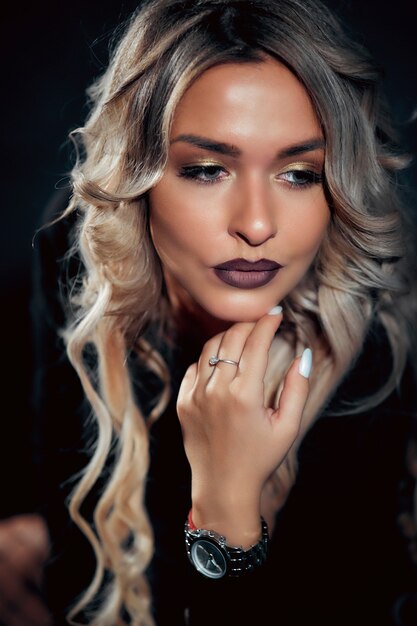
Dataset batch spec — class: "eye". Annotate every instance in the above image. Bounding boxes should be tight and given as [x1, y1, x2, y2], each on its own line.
[279, 169, 323, 189]
[178, 164, 228, 184]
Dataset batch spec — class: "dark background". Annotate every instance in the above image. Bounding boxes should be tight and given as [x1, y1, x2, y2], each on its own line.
[1, 0, 417, 517]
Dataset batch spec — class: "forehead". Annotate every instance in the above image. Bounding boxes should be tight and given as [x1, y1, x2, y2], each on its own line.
[170, 57, 322, 150]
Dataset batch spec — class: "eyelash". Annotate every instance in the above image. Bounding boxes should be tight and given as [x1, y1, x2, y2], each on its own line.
[177, 164, 323, 189]
[178, 165, 227, 185]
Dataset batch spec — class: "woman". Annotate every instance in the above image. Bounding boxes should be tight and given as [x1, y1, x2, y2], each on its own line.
[33, 0, 417, 624]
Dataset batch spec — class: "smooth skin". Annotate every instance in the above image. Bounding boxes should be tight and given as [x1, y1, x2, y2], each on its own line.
[149, 56, 329, 328]
[149, 56, 330, 547]
[178, 314, 310, 546]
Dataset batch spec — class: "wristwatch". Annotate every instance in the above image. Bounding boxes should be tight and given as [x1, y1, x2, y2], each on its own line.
[184, 513, 269, 579]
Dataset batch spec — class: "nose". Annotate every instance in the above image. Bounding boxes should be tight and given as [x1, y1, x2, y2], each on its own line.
[228, 173, 277, 246]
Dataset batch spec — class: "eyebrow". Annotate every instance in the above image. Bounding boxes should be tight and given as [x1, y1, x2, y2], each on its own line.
[170, 134, 325, 159]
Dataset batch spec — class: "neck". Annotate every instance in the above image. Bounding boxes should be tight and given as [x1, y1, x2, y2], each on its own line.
[164, 272, 232, 362]
[176, 304, 231, 349]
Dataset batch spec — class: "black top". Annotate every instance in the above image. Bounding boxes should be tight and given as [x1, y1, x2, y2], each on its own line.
[31, 189, 417, 626]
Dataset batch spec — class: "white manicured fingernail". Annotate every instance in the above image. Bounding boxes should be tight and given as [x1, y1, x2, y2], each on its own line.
[298, 348, 313, 379]
[268, 305, 283, 316]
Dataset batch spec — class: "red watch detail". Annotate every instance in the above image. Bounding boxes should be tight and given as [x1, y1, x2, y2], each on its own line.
[188, 508, 197, 531]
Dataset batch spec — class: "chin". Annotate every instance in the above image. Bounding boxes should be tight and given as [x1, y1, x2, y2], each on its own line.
[201, 294, 278, 323]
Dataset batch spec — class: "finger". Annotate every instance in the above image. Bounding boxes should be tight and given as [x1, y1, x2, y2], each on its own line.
[0, 564, 52, 626]
[270, 349, 312, 443]
[1, 533, 43, 584]
[12, 516, 50, 565]
[10, 587, 52, 626]
[178, 362, 198, 400]
[238, 310, 283, 385]
[209, 322, 256, 384]
[194, 331, 224, 385]
[5, 599, 52, 626]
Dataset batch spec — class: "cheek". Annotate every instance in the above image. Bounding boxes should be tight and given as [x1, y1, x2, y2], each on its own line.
[149, 188, 174, 259]
[149, 189, 208, 264]
[284, 196, 330, 258]
[149, 174, 229, 257]
[149, 211, 180, 263]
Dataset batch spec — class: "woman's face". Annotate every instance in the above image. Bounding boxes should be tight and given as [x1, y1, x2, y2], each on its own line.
[149, 56, 330, 323]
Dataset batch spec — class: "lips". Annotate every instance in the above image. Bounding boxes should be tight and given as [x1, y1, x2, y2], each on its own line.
[213, 258, 283, 289]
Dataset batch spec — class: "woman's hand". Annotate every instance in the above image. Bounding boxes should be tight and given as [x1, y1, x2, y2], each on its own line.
[0, 514, 52, 626]
[177, 310, 311, 547]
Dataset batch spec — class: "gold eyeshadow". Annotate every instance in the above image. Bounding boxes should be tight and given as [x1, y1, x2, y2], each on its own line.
[180, 160, 223, 167]
[178, 160, 323, 170]
[279, 161, 323, 173]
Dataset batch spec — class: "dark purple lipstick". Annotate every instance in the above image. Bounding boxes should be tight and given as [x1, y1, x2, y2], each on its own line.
[213, 258, 283, 289]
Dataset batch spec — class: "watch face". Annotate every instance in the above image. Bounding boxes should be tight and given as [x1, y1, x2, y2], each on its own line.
[190, 539, 227, 579]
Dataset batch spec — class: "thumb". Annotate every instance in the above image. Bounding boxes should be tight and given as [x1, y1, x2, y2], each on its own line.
[271, 348, 312, 441]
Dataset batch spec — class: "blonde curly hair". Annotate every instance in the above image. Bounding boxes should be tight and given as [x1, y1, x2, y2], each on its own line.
[59, 1, 416, 623]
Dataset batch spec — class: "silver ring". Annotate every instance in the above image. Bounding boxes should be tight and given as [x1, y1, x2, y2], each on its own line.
[209, 355, 239, 367]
